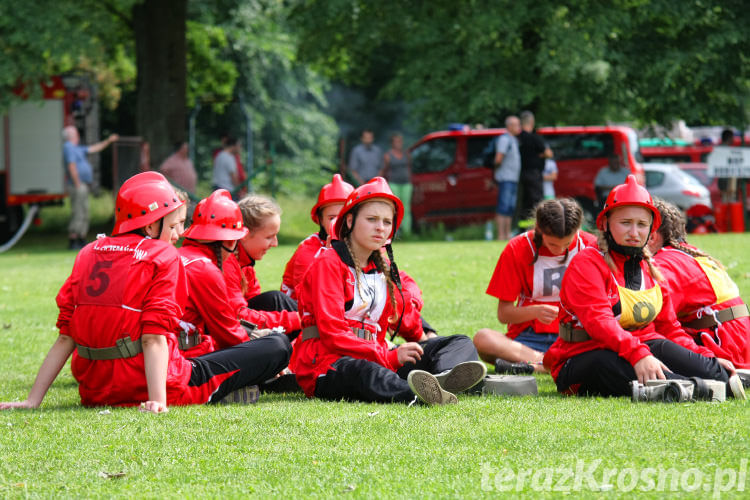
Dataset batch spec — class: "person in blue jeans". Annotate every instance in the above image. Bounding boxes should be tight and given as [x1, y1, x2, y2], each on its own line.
[493, 116, 521, 240]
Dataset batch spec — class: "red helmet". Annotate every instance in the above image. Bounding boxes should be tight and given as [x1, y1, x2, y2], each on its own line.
[113, 172, 184, 235]
[333, 177, 404, 239]
[310, 174, 354, 224]
[183, 189, 249, 241]
[596, 174, 661, 231]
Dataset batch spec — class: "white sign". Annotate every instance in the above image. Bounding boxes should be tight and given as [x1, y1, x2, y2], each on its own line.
[707, 146, 750, 178]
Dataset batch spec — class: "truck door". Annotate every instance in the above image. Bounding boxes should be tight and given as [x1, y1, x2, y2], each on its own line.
[411, 136, 461, 226]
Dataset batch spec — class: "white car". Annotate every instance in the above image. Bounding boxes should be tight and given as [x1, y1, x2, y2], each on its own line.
[643, 162, 712, 210]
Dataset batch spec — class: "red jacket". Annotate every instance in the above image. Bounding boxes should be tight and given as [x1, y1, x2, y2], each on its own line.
[178, 240, 250, 357]
[236, 244, 262, 300]
[654, 245, 750, 368]
[544, 247, 715, 381]
[57, 234, 218, 406]
[224, 253, 301, 333]
[281, 232, 326, 299]
[289, 241, 423, 397]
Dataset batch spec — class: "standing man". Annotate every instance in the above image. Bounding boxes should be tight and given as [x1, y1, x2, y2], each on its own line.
[347, 129, 382, 185]
[213, 136, 239, 197]
[517, 111, 552, 222]
[62, 125, 118, 250]
[159, 141, 198, 194]
[493, 116, 522, 240]
[593, 155, 629, 209]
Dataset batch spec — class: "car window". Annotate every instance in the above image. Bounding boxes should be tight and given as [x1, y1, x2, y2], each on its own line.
[411, 138, 456, 174]
[645, 170, 665, 188]
[467, 137, 496, 168]
[542, 133, 615, 161]
[675, 169, 704, 187]
[681, 168, 711, 187]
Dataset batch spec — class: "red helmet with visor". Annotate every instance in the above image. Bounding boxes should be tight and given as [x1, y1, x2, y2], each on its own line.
[113, 172, 184, 235]
[333, 177, 404, 240]
[596, 174, 661, 232]
[310, 174, 354, 224]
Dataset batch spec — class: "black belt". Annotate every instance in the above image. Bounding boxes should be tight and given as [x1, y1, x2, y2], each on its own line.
[558, 323, 591, 343]
[301, 325, 375, 341]
[76, 337, 142, 360]
[682, 304, 750, 330]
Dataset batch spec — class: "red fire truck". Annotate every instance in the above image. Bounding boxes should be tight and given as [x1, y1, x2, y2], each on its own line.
[0, 75, 96, 248]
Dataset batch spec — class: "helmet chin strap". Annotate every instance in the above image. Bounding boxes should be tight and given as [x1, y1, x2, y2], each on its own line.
[221, 243, 237, 253]
[604, 229, 644, 257]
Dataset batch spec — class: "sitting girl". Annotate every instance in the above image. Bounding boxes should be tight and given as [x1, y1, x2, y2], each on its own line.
[289, 177, 485, 405]
[474, 198, 596, 374]
[232, 194, 298, 314]
[544, 176, 743, 400]
[0, 173, 290, 412]
[648, 199, 750, 371]
[178, 190, 299, 358]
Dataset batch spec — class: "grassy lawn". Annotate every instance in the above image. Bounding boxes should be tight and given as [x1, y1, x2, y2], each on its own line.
[1, 197, 749, 498]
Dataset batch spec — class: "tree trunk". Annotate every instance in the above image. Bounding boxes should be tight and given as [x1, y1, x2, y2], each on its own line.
[133, 0, 186, 168]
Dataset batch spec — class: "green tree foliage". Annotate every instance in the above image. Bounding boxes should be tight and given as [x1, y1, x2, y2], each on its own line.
[291, 0, 750, 129]
[0, 0, 137, 109]
[189, 0, 338, 195]
[0, 0, 337, 193]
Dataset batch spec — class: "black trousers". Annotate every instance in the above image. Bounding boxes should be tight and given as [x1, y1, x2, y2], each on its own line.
[556, 338, 729, 397]
[517, 172, 544, 221]
[247, 290, 300, 339]
[189, 333, 292, 403]
[421, 316, 436, 334]
[247, 290, 297, 312]
[314, 334, 479, 404]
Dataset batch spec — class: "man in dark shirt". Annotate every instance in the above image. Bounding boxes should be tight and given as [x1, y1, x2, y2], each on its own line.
[517, 111, 552, 222]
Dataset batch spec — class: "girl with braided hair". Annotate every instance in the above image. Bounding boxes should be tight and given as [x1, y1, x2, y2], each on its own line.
[289, 177, 485, 405]
[177, 190, 296, 362]
[474, 198, 596, 374]
[648, 198, 750, 370]
[545, 176, 744, 399]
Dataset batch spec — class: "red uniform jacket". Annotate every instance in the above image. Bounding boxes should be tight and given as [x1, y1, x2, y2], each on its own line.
[544, 247, 714, 381]
[236, 244, 262, 300]
[281, 232, 326, 299]
[224, 253, 301, 333]
[654, 245, 750, 368]
[178, 240, 250, 357]
[57, 234, 218, 406]
[289, 241, 423, 397]
[486, 230, 597, 337]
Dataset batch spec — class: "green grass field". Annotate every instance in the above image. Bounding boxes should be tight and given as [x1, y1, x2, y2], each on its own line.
[1, 197, 749, 498]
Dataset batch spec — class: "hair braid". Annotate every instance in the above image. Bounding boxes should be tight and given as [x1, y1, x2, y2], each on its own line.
[653, 198, 724, 269]
[372, 249, 398, 324]
[343, 235, 366, 301]
[596, 231, 619, 274]
[642, 247, 665, 283]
